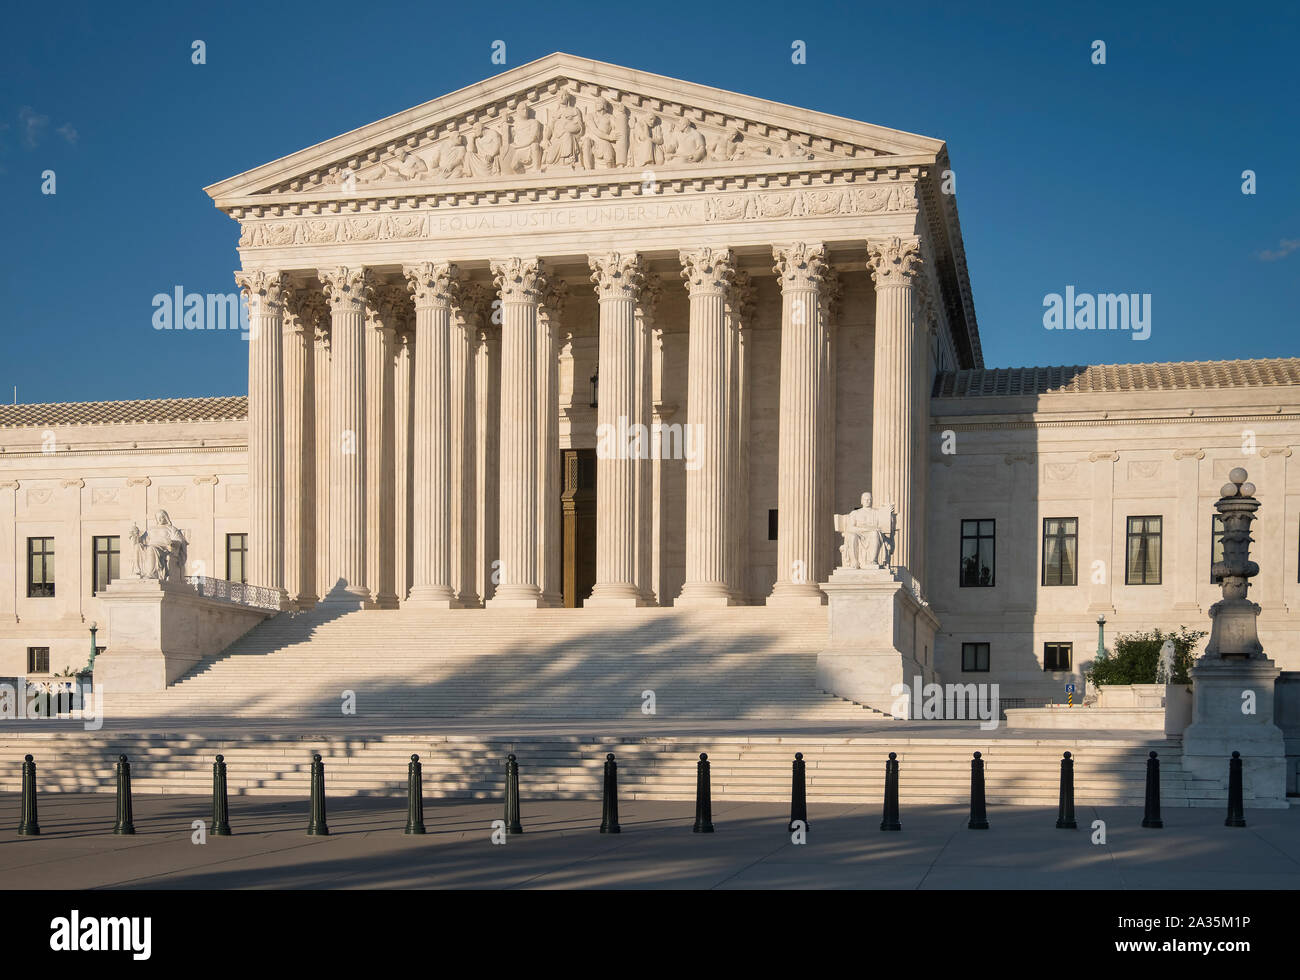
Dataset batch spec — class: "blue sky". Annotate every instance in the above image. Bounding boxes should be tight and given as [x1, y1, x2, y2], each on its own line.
[2, 0, 1296, 403]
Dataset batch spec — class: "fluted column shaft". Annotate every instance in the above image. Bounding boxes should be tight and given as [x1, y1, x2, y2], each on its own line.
[365, 293, 398, 608]
[475, 320, 501, 603]
[394, 330, 415, 605]
[488, 258, 546, 606]
[537, 282, 566, 607]
[236, 270, 287, 599]
[867, 237, 923, 575]
[313, 330, 330, 599]
[318, 267, 373, 604]
[634, 277, 660, 604]
[676, 248, 736, 607]
[452, 300, 480, 606]
[588, 253, 645, 606]
[769, 244, 827, 605]
[404, 263, 459, 607]
[283, 290, 322, 608]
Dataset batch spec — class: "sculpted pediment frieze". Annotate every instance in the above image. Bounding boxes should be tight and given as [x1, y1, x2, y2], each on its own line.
[211, 56, 942, 207]
[279, 80, 874, 197]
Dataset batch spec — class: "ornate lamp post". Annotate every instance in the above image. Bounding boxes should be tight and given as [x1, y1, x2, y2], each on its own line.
[86, 622, 99, 674]
[1205, 467, 1262, 659]
[1095, 615, 1106, 661]
[1181, 466, 1286, 803]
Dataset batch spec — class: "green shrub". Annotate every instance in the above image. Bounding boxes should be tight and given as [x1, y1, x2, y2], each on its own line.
[1085, 626, 1206, 687]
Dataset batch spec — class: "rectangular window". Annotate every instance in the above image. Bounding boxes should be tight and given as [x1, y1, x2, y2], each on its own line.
[27, 647, 50, 674]
[1044, 642, 1073, 671]
[226, 533, 248, 584]
[768, 509, 778, 542]
[960, 519, 995, 587]
[92, 535, 120, 596]
[961, 642, 990, 672]
[27, 537, 55, 597]
[1125, 516, 1162, 585]
[1211, 515, 1225, 584]
[1042, 518, 1078, 586]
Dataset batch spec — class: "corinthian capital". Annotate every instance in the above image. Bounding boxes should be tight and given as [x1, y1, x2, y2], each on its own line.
[679, 246, 736, 296]
[369, 283, 412, 333]
[772, 242, 827, 292]
[866, 236, 923, 287]
[457, 281, 493, 328]
[403, 261, 460, 312]
[234, 269, 289, 315]
[588, 252, 645, 301]
[284, 288, 329, 337]
[490, 257, 547, 304]
[318, 267, 377, 314]
[542, 278, 570, 324]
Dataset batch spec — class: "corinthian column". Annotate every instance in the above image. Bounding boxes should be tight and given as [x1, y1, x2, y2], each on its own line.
[403, 262, 459, 607]
[452, 288, 482, 607]
[635, 275, 662, 604]
[318, 266, 374, 605]
[283, 287, 326, 609]
[867, 236, 923, 575]
[471, 284, 500, 604]
[488, 257, 546, 607]
[365, 285, 402, 608]
[768, 243, 828, 605]
[676, 247, 736, 607]
[538, 279, 568, 607]
[313, 326, 330, 599]
[588, 252, 646, 606]
[235, 269, 288, 601]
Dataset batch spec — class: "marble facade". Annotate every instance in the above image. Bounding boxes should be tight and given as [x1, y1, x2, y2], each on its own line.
[4, 55, 1300, 707]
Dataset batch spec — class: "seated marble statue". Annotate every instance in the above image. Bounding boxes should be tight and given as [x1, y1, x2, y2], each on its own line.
[835, 491, 895, 569]
[129, 510, 188, 583]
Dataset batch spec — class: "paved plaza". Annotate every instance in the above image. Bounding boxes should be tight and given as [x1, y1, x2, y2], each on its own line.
[2, 792, 1297, 889]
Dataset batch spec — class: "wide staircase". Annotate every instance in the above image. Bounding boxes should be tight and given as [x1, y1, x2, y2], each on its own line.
[104, 605, 877, 721]
[0, 732, 1221, 806]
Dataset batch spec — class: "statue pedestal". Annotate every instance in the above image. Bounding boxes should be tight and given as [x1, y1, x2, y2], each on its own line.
[1181, 655, 1288, 807]
[815, 566, 940, 715]
[95, 578, 276, 692]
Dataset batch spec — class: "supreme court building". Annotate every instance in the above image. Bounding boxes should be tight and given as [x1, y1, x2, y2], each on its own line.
[4, 54, 1300, 703]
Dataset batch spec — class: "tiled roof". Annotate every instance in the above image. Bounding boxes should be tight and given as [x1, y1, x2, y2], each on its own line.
[932, 358, 1300, 398]
[0, 396, 248, 429]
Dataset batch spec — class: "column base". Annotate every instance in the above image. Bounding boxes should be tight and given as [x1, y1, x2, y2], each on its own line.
[540, 591, 564, 609]
[373, 592, 401, 610]
[318, 584, 374, 609]
[586, 583, 650, 608]
[486, 584, 544, 608]
[766, 582, 827, 607]
[675, 583, 739, 608]
[404, 585, 461, 609]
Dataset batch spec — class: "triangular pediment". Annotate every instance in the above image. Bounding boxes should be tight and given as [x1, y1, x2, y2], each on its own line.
[206, 53, 944, 207]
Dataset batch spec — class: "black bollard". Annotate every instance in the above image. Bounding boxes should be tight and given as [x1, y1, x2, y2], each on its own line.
[504, 753, 523, 835]
[1141, 750, 1163, 829]
[600, 753, 621, 834]
[693, 753, 714, 833]
[18, 754, 40, 836]
[789, 752, 809, 834]
[1055, 751, 1077, 829]
[880, 752, 902, 831]
[211, 754, 232, 836]
[968, 751, 989, 829]
[405, 754, 426, 835]
[113, 754, 135, 835]
[307, 753, 329, 836]
[1225, 751, 1247, 828]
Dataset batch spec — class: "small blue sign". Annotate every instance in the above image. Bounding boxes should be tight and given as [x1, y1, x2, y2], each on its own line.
[1065, 683, 1076, 693]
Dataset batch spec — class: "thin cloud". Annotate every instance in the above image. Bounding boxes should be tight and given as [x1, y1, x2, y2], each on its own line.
[1257, 239, 1300, 262]
[56, 123, 78, 145]
[18, 106, 49, 149]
